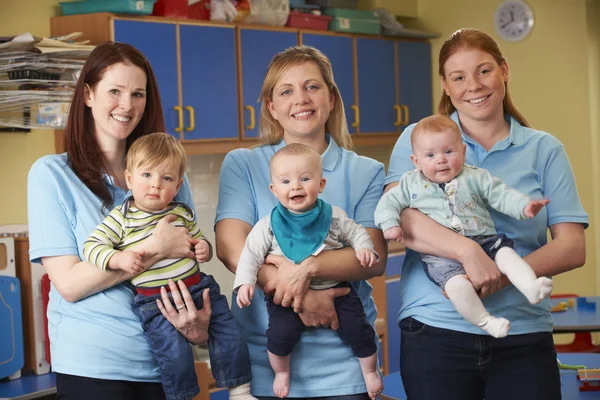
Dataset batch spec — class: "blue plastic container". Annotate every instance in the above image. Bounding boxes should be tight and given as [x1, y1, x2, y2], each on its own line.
[59, 0, 157, 16]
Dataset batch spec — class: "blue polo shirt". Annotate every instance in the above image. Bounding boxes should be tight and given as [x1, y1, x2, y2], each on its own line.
[28, 153, 195, 381]
[215, 136, 384, 397]
[385, 112, 589, 335]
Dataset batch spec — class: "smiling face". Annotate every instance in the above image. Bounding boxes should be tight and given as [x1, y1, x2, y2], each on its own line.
[269, 153, 326, 213]
[125, 158, 183, 213]
[441, 48, 508, 125]
[267, 61, 335, 143]
[84, 62, 147, 147]
[411, 128, 466, 184]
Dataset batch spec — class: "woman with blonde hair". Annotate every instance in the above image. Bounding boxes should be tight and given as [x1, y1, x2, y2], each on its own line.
[215, 45, 387, 399]
[386, 28, 587, 399]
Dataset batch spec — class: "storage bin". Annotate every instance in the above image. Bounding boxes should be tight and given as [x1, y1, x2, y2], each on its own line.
[286, 11, 331, 30]
[306, 0, 358, 9]
[323, 8, 380, 35]
[59, 0, 157, 16]
[152, 0, 188, 18]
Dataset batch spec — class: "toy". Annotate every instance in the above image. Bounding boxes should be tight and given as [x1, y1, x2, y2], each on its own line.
[577, 297, 597, 311]
[551, 301, 567, 312]
[577, 368, 600, 391]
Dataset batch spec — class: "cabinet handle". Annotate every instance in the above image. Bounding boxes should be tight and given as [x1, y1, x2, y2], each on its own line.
[393, 105, 402, 127]
[174, 106, 184, 132]
[351, 105, 360, 128]
[401, 105, 409, 125]
[245, 105, 256, 130]
[185, 106, 195, 132]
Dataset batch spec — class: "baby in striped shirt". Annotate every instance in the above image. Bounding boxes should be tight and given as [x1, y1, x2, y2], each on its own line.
[84, 132, 255, 400]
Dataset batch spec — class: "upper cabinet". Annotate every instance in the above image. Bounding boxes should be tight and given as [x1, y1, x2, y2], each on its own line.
[239, 28, 297, 139]
[50, 13, 433, 154]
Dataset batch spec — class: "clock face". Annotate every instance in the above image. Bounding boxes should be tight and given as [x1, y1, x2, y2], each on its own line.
[494, 1, 534, 42]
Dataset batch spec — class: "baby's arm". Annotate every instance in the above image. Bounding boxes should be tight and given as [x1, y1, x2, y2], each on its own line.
[236, 284, 254, 308]
[182, 208, 214, 263]
[337, 208, 380, 267]
[83, 207, 130, 271]
[233, 217, 274, 297]
[476, 168, 547, 219]
[374, 176, 411, 240]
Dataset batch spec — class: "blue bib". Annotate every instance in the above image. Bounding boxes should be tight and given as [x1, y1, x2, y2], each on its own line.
[270, 198, 332, 264]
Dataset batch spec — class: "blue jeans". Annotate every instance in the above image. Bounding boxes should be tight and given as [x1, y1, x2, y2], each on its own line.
[133, 273, 252, 400]
[399, 317, 560, 400]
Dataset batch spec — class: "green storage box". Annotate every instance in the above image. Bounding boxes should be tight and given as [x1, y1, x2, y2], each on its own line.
[322, 8, 380, 35]
[59, 0, 157, 16]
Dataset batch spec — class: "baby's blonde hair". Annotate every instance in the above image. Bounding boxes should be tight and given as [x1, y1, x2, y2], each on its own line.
[126, 132, 187, 178]
[411, 115, 461, 149]
[270, 143, 322, 175]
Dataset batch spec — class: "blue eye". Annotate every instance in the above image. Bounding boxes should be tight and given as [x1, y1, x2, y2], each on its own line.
[281, 89, 291, 96]
[426, 153, 434, 158]
[282, 179, 290, 184]
[301, 177, 309, 182]
[110, 89, 119, 95]
[307, 84, 318, 90]
[163, 176, 173, 182]
[445, 149, 453, 154]
[133, 92, 145, 98]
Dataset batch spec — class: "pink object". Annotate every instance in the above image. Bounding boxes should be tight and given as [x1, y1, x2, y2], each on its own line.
[286, 12, 331, 30]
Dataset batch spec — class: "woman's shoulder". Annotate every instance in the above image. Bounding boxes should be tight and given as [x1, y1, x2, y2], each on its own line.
[29, 153, 69, 175]
[340, 146, 384, 171]
[224, 146, 275, 167]
[518, 124, 564, 152]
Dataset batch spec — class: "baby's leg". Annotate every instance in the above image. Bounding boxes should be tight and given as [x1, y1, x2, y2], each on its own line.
[229, 383, 257, 400]
[358, 354, 383, 399]
[495, 247, 553, 304]
[268, 351, 291, 399]
[445, 275, 510, 338]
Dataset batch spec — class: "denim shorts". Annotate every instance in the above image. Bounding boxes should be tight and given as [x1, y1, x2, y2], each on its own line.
[420, 234, 514, 289]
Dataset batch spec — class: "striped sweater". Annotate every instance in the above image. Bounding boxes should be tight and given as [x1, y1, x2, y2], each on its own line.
[83, 199, 207, 288]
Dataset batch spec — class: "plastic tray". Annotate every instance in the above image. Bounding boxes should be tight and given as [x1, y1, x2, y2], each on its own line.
[286, 12, 331, 30]
[306, 0, 358, 9]
[59, 0, 157, 16]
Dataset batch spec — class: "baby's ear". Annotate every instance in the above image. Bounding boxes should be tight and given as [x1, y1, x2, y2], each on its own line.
[176, 178, 184, 192]
[410, 154, 420, 170]
[124, 170, 133, 189]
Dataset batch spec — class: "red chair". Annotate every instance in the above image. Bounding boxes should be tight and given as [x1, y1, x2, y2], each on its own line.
[552, 294, 600, 353]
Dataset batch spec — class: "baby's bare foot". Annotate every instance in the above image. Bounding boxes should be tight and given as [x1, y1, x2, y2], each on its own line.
[273, 371, 290, 399]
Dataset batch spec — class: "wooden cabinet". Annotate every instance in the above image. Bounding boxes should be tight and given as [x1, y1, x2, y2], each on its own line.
[239, 28, 297, 139]
[51, 13, 432, 154]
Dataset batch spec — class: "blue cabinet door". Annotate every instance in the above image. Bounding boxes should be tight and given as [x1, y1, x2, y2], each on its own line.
[356, 38, 397, 134]
[385, 253, 404, 374]
[397, 41, 433, 128]
[239, 29, 297, 138]
[113, 20, 179, 139]
[301, 34, 356, 134]
[180, 25, 239, 140]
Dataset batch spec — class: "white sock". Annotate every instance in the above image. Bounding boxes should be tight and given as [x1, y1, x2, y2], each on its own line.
[495, 247, 553, 304]
[229, 382, 257, 400]
[445, 275, 510, 338]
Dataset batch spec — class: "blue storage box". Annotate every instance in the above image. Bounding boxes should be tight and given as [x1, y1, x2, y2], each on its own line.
[0, 276, 24, 380]
[60, 0, 157, 16]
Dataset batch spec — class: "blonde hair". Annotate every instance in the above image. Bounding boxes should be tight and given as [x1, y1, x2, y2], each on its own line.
[258, 46, 352, 149]
[412, 115, 461, 148]
[438, 28, 530, 128]
[126, 132, 187, 178]
[270, 143, 322, 173]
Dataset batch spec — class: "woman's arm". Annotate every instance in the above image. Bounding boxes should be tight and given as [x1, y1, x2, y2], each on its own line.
[523, 222, 585, 276]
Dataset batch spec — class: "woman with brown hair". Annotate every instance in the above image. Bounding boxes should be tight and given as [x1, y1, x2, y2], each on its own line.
[28, 42, 211, 399]
[215, 45, 387, 399]
[385, 28, 588, 399]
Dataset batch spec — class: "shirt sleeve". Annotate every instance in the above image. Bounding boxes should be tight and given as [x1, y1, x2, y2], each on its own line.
[176, 173, 196, 214]
[233, 216, 273, 290]
[28, 158, 78, 264]
[474, 168, 530, 220]
[541, 145, 589, 228]
[352, 162, 385, 229]
[374, 176, 412, 231]
[215, 150, 257, 228]
[336, 209, 379, 261]
[83, 208, 125, 270]
[384, 124, 418, 186]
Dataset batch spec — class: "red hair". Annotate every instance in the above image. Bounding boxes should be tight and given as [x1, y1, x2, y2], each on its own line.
[64, 42, 165, 211]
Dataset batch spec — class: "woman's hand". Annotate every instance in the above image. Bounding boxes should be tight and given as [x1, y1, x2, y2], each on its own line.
[459, 241, 503, 299]
[146, 215, 195, 260]
[156, 279, 211, 345]
[263, 254, 312, 312]
[297, 287, 351, 330]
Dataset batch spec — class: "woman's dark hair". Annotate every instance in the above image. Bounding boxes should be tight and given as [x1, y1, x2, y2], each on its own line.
[64, 41, 165, 211]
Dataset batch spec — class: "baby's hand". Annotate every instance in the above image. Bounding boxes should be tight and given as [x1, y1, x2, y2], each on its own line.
[383, 226, 404, 242]
[356, 248, 377, 268]
[195, 239, 210, 263]
[237, 284, 254, 308]
[524, 199, 550, 218]
[109, 250, 145, 274]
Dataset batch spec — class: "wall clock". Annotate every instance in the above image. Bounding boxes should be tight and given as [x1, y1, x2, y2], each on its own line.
[494, 1, 534, 42]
